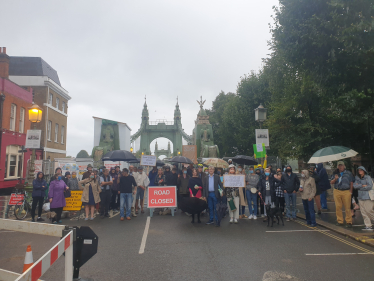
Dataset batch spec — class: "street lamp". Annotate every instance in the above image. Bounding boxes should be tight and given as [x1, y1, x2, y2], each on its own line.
[27, 103, 42, 186]
[254, 103, 267, 129]
[130, 147, 133, 153]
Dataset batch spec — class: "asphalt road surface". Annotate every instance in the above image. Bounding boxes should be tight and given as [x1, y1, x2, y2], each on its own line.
[1, 210, 374, 281]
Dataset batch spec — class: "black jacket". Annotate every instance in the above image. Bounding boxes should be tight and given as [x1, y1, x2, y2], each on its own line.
[257, 176, 280, 203]
[166, 172, 178, 186]
[119, 175, 137, 193]
[202, 174, 223, 199]
[281, 172, 300, 193]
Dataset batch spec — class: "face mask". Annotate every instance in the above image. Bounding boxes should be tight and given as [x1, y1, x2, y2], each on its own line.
[265, 172, 270, 176]
[205, 171, 208, 174]
[217, 171, 221, 175]
[286, 169, 291, 173]
[90, 175, 94, 179]
[183, 170, 187, 174]
[301, 174, 306, 178]
[249, 170, 254, 174]
[58, 176, 62, 180]
[238, 168, 242, 172]
[72, 175, 76, 178]
[99, 169, 102, 172]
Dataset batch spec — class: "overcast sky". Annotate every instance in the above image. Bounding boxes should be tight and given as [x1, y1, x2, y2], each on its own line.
[2, 0, 279, 157]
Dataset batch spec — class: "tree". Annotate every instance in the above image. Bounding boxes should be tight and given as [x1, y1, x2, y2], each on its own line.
[76, 150, 90, 158]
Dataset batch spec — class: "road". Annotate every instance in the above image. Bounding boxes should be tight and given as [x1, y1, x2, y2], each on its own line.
[1, 209, 374, 281]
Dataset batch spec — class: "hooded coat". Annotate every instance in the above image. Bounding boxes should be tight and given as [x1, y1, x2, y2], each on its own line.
[300, 170, 316, 200]
[32, 172, 47, 198]
[353, 166, 373, 200]
[316, 163, 331, 191]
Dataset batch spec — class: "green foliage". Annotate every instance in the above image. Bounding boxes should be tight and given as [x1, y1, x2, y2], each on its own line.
[76, 150, 90, 158]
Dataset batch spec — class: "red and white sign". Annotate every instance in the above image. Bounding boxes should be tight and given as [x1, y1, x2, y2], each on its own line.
[148, 186, 177, 208]
[8, 193, 25, 205]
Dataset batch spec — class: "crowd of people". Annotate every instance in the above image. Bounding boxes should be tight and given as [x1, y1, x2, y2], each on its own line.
[30, 159, 374, 230]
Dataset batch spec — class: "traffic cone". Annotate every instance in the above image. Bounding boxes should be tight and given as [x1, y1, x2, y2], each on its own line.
[22, 245, 33, 272]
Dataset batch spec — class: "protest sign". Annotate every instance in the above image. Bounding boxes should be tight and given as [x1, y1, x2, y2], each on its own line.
[63, 191, 83, 211]
[182, 145, 197, 164]
[148, 186, 177, 208]
[140, 155, 157, 166]
[223, 175, 245, 188]
[253, 143, 266, 158]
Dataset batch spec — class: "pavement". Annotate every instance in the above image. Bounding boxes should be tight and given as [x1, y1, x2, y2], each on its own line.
[1, 205, 374, 281]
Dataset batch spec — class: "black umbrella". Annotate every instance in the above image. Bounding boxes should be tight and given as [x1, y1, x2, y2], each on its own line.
[170, 156, 193, 164]
[127, 158, 141, 163]
[216, 201, 227, 223]
[156, 160, 165, 166]
[232, 155, 258, 165]
[178, 197, 208, 215]
[102, 150, 137, 162]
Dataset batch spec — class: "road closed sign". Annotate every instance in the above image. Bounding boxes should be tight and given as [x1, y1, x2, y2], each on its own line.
[148, 186, 177, 208]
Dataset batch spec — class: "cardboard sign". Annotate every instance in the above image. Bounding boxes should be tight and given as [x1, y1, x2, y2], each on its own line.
[182, 145, 197, 164]
[223, 175, 245, 188]
[140, 155, 157, 167]
[148, 186, 177, 208]
[8, 193, 25, 205]
[63, 190, 83, 211]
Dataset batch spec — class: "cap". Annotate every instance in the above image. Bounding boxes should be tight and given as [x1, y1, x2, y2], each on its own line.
[87, 164, 93, 168]
[228, 159, 232, 162]
[198, 164, 203, 167]
[337, 161, 345, 166]
[138, 166, 144, 170]
[229, 164, 236, 169]
[257, 164, 262, 167]
[65, 171, 71, 176]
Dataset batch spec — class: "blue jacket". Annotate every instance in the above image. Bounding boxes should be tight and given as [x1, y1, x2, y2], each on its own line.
[32, 172, 47, 197]
[316, 163, 331, 191]
[148, 170, 157, 186]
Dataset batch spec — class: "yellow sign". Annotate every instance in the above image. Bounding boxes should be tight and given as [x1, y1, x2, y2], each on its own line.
[63, 190, 83, 211]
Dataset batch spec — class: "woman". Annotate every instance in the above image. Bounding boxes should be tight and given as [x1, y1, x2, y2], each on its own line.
[155, 168, 167, 186]
[353, 166, 374, 230]
[68, 171, 79, 190]
[31, 172, 47, 222]
[79, 171, 101, 220]
[299, 170, 317, 227]
[48, 173, 69, 223]
[237, 165, 248, 219]
[177, 167, 190, 208]
[188, 169, 203, 198]
[93, 170, 101, 215]
[274, 168, 285, 214]
[309, 166, 321, 214]
[257, 168, 280, 221]
[224, 165, 240, 223]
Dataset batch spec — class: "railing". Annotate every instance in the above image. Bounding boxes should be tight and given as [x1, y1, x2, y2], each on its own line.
[148, 120, 174, 125]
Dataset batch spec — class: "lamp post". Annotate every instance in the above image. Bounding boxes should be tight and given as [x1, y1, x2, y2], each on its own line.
[130, 146, 133, 154]
[254, 103, 267, 129]
[27, 103, 42, 186]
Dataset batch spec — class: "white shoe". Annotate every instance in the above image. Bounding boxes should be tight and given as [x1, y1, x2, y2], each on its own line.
[253, 215, 257, 220]
[230, 218, 233, 224]
[248, 215, 253, 219]
[261, 214, 266, 218]
[234, 219, 238, 224]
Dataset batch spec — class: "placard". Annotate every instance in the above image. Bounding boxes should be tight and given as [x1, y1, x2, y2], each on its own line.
[8, 193, 25, 205]
[148, 186, 177, 208]
[63, 190, 83, 211]
[223, 175, 245, 188]
[140, 155, 157, 166]
[182, 145, 197, 164]
[255, 129, 269, 148]
[25, 129, 41, 148]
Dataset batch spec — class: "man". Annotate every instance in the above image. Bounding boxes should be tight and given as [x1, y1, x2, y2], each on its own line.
[110, 166, 121, 211]
[118, 168, 137, 221]
[129, 165, 134, 176]
[82, 164, 93, 180]
[187, 163, 194, 177]
[99, 165, 106, 177]
[63, 172, 71, 185]
[164, 166, 171, 179]
[166, 167, 178, 187]
[255, 168, 265, 217]
[197, 164, 206, 183]
[148, 166, 158, 186]
[274, 168, 285, 214]
[228, 159, 233, 165]
[281, 165, 300, 221]
[68, 172, 79, 190]
[203, 166, 223, 226]
[246, 166, 259, 219]
[330, 161, 354, 227]
[133, 166, 150, 214]
[100, 169, 113, 218]
[316, 163, 331, 210]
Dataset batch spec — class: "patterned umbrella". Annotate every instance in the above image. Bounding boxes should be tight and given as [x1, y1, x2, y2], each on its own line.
[308, 146, 358, 163]
[203, 158, 229, 168]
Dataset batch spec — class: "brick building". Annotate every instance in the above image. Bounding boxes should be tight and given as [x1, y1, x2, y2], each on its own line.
[0, 47, 33, 188]
[9, 56, 71, 161]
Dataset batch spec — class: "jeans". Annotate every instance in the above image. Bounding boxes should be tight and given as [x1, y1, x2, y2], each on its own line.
[320, 190, 328, 209]
[284, 193, 297, 218]
[31, 196, 44, 219]
[120, 193, 133, 218]
[302, 199, 316, 225]
[100, 189, 112, 216]
[207, 192, 218, 222]
[246, 190, 257, 216]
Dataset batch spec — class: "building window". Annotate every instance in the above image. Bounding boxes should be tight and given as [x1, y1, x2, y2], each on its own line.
[4, 145, 23, 179]
[47, 120, 52, 141]
[49, 93, 53, 105]
[56, 97, 59, 109]
[10, 104, 16, 131]
[19, 107, 25, 133]
[62, 102, 65, 113]
[55, 123, 59, 142]
[61, 125, 65, 144]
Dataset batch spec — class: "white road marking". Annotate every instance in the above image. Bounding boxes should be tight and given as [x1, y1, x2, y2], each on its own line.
[352, 224, 365, 227]
[139, 216, 151, 254]
[266, 230, 330, 233]
[306, 253, 374, 256]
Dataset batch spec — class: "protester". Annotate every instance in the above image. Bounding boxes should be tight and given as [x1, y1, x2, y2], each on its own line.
[78, 172, 101, 220]
[178, 167, 191, 206]
[129, 165, 134, 176]
[31, 172, 46, 222]
[133, 166, 149, 214]
[330, 161, 354, 227]
[224, 165, 240, 223]
[188, 169, 203, 198]
[155, 168, 167, 186]
[197, 164, 206, 183]
[203, 166, 223, 226]
[257, 168, 279, 222]
[148, 166, 158, 186]
[164, 166, 171, 179]
[110, 167, 120, 211]
[63, 172, 71, 185]
[166, 167, 178, 186]
[300, 170, 317, 227]
[255, 168, 265, 217]
[187, 163, 194, 177]
[93, 170, 101, 215]
[236, 164, 248, 219]
[315, 163, 330, 210]
[82, 164, 93, 180]
[99, 169, 113, 218]
[246, 166, 259, 219]
[68, 172, 79, 190]
[118, 168, 137, 221]
[281, 165, 300, 221]
[308, 166, 321, 214]
[49, 173, 69, 223]
[99, 165, 106, 177]
[274, 168, 285, 214]
[353, 166, 374, 230]
[50, 167, 65, 184]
